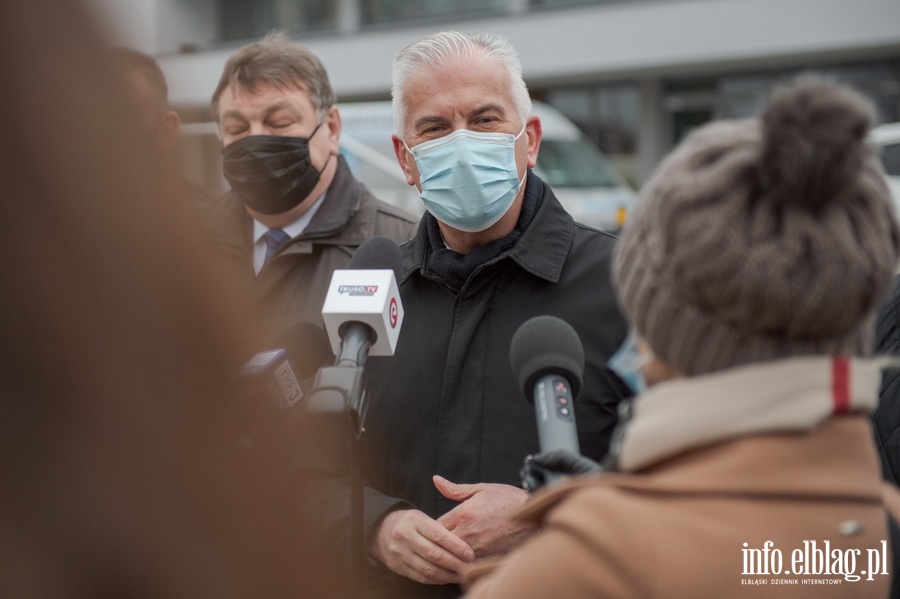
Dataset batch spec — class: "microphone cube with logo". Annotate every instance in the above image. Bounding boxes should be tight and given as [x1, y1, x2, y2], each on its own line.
[240, 349, 304, 410]
[322, 269, 404, 356]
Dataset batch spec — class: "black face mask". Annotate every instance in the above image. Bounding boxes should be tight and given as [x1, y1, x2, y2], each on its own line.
[222, 124, 327, 215]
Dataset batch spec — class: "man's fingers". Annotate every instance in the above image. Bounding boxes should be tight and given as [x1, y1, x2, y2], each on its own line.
[395, 520, 473, 585]
[419, 517, 475, 563]
[433, 474, 477, 501]
[374, 509, 474, 585]
[400, 551, 463, 585]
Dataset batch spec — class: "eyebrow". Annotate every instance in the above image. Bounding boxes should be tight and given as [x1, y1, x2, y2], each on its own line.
[412, 114, 449, 132]
[468, 103, 506, 120]
[412, 103, 507, 132]
[220, 99, 300, 122]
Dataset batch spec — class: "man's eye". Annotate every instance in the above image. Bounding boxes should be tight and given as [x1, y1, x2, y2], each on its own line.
[270, 120, 293, 129]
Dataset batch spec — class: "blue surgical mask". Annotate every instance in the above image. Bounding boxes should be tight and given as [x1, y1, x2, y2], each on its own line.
[607, 328, 649, 395]
[405, 125, 527, 233]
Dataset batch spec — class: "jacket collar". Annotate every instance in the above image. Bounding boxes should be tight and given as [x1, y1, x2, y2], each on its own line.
[221, 154, 375, 255]
[404, 170, 575, 284]
[507, 171, 575, 284]
[615, 356, 884, 472]
[298, 154, 364, 243]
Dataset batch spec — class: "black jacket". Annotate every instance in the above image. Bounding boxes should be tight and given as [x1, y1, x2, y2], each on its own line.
[874, 274, 900, 483]
[347, 171, 631, 598]
[871, 273, 900, 599]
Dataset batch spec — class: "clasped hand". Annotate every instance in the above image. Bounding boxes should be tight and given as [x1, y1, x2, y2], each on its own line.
[368, 475, 534, 585]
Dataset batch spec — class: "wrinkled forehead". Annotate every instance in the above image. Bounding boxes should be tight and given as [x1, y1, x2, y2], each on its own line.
[405, 57, 513, 110]
[227, 76, 310, 100]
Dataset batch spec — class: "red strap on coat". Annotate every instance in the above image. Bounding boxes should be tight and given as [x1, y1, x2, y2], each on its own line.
[832, 357, 850, 414]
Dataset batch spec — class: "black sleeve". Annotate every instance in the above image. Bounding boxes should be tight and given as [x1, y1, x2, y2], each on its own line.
[873, 274, 900, 484]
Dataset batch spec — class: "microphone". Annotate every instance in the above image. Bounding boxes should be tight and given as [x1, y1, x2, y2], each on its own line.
[321, 236, 404, 367]
[315, 238, 405, 598]
[510, 315, 584, 484]
[240, 321, 332, 410]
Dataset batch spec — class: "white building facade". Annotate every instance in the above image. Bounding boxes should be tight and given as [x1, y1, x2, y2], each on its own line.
[89, 0, 900, 187]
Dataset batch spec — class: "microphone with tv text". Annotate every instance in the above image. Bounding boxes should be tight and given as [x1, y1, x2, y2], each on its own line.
[239, 321, 332, 410]
[314, 236, 405, 598]
[321, 236, 404, 368]
[312, 236, 404, 434]
[510, 315, 585, 487]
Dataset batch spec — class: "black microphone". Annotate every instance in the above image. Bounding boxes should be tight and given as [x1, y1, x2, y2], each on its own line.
[346, 235, 404, 276]
[322, 236, 404, 368]
[313, 238, 405, 598]
[240, 321, 332, 410]
[510, 315, 584, 485]
[312, 236, 405, 434]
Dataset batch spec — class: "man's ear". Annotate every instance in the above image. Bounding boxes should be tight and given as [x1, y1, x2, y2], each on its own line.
[392, 135, 418, 187]
[325, 105, 342, 154]
[525, 115, 542, 169]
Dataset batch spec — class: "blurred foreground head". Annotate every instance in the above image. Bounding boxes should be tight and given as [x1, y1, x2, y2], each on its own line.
[107, 46, 182, 150]
[0, 2, 334, 597]
[614, 77, 900, 377]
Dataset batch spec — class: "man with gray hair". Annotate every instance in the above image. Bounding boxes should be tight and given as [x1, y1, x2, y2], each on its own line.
[329, 31, 631, 598]
[209, 32, 417, 341]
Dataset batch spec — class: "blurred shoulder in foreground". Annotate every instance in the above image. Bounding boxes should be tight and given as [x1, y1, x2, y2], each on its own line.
[0, 2, 340, 597]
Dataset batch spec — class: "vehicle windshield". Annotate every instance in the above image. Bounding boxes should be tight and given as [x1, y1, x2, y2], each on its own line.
[535, 138, 621, 188]
[880, 142, 900, 177]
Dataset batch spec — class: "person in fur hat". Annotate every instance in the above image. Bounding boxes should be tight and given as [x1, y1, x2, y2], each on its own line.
[462, 77, 900, 598]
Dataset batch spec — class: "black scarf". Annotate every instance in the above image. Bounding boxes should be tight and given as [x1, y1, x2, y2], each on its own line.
[423, 171, 542, 291]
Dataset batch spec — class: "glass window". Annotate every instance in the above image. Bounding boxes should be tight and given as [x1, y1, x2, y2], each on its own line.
[544, 84, 640, 186]
[546, 85, 639, 155]
[359, 0, 505, 26]
[220, 0, 337, 41]
[528, 0, 653, 8]
[663, 61, 900, 152]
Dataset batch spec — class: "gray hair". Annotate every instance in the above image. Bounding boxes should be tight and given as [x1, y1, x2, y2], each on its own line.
[391, 31, 532, 138]
[211, 30, 335, 123]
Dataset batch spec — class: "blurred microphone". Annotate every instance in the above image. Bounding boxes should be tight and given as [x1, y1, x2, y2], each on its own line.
[240, 321, 332, 410]
[510, 315, 584, 485]
[321, 236, 404, 367]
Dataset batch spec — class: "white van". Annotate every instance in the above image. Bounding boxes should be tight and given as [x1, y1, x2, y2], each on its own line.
[338, 100, 636, 233]
[178, 101, 636, 232]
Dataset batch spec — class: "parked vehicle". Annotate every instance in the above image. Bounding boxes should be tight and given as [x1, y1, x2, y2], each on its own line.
[338, 100, 636, 233]
[178, 101, 636, 233]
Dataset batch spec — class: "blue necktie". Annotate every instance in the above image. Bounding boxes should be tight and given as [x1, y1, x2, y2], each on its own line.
[262, 228, 291, 267]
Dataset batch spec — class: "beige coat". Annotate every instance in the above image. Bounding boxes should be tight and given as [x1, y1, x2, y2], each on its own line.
[464, 357, 898, 598]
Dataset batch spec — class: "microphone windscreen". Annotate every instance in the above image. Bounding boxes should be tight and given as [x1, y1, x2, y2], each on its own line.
[348, 236, 403, 281]
[273, 321, 333, 380]
[510, 315, 585, 400]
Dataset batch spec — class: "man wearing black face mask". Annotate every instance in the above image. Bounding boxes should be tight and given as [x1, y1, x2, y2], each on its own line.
[210, 32, 417, 342]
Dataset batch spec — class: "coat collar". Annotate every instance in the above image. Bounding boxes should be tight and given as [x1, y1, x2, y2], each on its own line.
[403, 170, 575, 284]
[513, 358, 890, 528]
[507, 171, 575, 284]
[220, 154, 376, 255]
[299, 153, 365, 243]
[614, 356, 884, 472]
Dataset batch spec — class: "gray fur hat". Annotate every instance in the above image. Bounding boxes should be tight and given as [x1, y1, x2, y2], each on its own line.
[613, 77, 900, 377]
